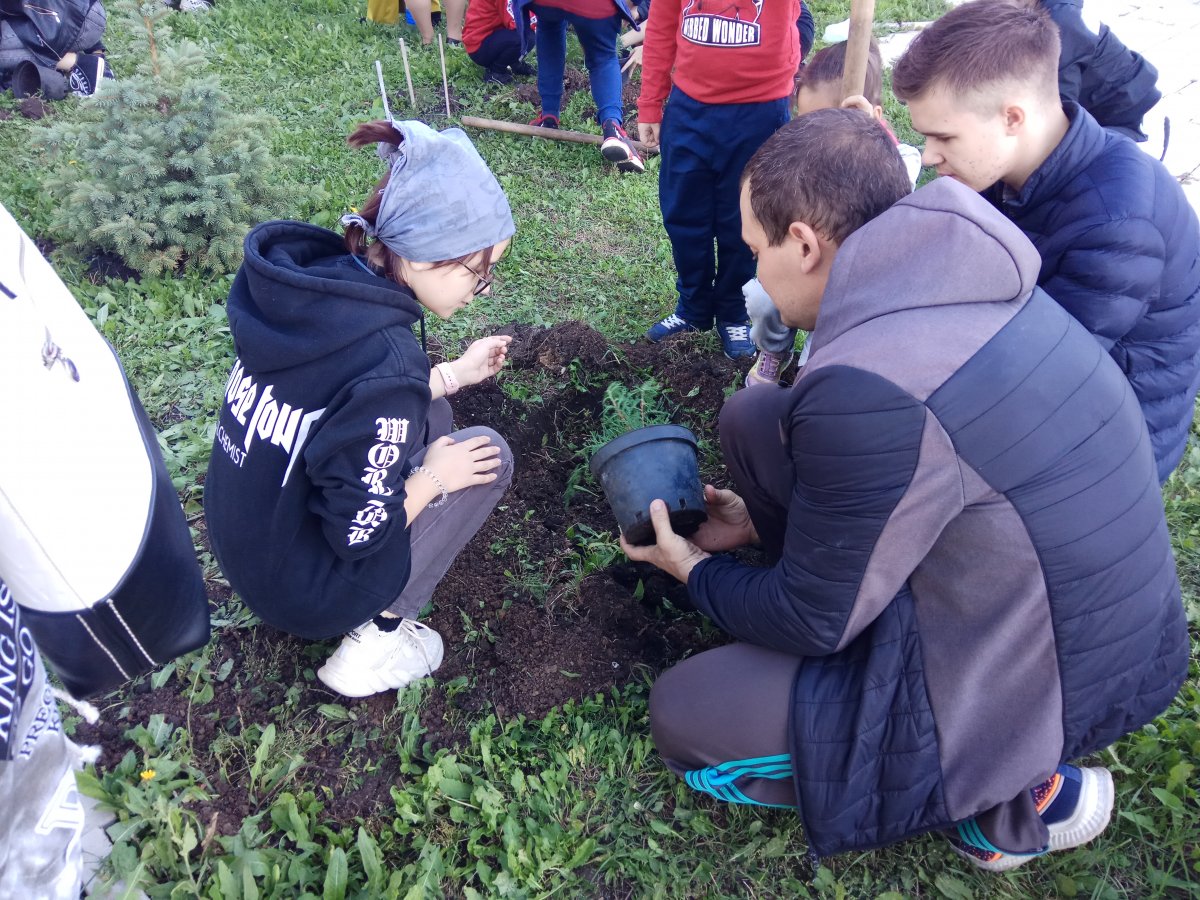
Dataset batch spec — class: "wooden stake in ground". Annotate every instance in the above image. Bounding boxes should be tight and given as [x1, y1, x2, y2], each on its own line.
[399, 38, 416, 107]
[841, 0, 877, 101]
[374, 59, 393, 122]
[461, 115, 659, 156]
[437, 35, 451, 116]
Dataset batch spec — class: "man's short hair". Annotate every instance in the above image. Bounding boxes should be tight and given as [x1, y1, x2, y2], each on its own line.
[741, 108, 911, 246]
[798, 38, 884, 108]
[892, 0, 1061, 110]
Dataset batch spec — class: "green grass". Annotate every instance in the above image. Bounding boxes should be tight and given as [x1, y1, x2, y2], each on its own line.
[2, 0, 1198, 896]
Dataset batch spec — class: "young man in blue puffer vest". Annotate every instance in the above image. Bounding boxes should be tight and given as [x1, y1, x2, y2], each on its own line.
[894, 0, 1200, 483]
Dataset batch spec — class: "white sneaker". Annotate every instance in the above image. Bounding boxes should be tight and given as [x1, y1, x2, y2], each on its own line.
[317, 619, 444, 698]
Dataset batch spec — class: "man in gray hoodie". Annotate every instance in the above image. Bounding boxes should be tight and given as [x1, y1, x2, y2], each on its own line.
[623, 108, 1188, 870]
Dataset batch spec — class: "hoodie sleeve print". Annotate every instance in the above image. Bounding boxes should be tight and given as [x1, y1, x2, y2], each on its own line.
[636, 0, 682, 124]
[302, 374, 431, 561]
[689, 366, 964, 656]
[1039, 216, 1164, 355]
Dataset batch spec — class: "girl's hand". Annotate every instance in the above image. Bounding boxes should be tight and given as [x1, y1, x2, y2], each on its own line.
[689, 484, 758, 551]
[452, 335, 513, 388]
[420, 434, 503, 493]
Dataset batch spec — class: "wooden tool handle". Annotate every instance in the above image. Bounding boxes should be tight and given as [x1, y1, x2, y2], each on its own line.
[841, 0, 877, 101]
[460, 116, 659, 156]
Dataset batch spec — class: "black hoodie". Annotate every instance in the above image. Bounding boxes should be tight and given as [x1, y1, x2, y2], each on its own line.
[204, 221, 432, 640]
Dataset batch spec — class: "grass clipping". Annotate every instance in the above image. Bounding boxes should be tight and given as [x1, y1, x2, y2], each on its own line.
[35, 1, 292, 277]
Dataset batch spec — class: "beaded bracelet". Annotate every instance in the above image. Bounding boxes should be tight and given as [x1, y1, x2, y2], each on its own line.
[410, 465, 448, 508]
[435, 361, 460, 396]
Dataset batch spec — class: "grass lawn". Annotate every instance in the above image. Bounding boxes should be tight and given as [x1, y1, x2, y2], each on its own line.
[1, 0, 1198, 897]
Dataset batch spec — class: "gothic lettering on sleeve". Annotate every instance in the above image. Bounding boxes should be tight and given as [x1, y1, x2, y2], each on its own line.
[348, 418, 410, 546]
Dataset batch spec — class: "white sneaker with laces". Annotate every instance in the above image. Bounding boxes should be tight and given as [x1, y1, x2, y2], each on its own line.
[317, 619, 444, 698]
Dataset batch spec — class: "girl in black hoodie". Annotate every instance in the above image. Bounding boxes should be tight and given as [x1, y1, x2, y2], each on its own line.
[205, 119, 516, 697]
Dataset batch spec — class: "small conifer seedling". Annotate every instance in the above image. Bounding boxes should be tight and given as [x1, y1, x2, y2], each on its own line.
[36, 1, 292, 277]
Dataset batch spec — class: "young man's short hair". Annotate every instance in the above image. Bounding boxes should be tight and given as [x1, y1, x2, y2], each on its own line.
[798, 38, 884, 107]
[741, 108, 911, 246]
[892, 0, 1061, 110]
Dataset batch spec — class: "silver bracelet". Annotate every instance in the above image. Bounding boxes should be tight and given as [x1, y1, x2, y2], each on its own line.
[410, 465, 448, 508]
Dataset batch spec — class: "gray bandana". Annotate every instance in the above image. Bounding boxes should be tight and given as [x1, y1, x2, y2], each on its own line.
[341, 120, 515, 263]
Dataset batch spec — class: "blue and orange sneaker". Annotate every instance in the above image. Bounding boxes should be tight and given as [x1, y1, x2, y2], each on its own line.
[529, 112, 560, 129]
[949, 765, 1114, 872]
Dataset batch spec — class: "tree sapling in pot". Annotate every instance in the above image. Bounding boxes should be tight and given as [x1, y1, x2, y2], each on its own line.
[587, 380, 707, 545]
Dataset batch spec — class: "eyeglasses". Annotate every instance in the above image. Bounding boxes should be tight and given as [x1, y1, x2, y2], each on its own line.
[460, 259, 500, 296]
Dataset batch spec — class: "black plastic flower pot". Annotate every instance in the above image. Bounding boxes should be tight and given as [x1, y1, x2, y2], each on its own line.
[589, 424, 707, 546]
[11, 61, 67, 101]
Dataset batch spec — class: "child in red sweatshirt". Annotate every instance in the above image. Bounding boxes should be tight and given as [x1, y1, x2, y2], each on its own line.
[463, 0, 537, 84]
[637, 0, 808, 357]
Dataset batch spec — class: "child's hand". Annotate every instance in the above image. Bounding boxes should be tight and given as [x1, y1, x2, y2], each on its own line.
[621, 46, 643, 74]
[420, 434, 503, 493]
[690, 485, 758, 552]
[840, 94, 875, 117]
[638, 122, 660, 148]
[453, 335, 512, 387]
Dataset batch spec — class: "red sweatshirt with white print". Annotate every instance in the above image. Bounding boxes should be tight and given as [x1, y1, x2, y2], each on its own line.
[637, 0, 801, 123]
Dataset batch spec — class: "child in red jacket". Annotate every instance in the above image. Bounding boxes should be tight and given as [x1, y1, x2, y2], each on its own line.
[464, 0, 536, 84]
[637, 0, 808, 357]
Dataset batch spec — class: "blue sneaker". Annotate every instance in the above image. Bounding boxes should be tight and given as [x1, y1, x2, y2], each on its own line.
[646, 313, 701, 343]
[717, 321, 755, 359]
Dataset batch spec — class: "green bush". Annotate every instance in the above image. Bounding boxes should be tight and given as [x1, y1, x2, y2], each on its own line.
[35, 1, 291, 276]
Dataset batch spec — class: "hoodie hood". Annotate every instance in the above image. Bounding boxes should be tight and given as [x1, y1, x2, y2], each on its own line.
[810, 178, 1042, 354]
[228, 220, 422, 373]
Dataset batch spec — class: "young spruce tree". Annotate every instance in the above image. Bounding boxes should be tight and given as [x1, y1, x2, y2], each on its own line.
[36, 1, 290, 276]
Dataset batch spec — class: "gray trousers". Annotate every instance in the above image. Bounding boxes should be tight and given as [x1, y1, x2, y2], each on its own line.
[385, 399, 513, 620]
[651, 642, 801, 807]
[0, 2, 106, 71]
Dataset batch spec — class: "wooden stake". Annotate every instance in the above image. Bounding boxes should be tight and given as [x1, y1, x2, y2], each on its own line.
[842, 0, 877, 101]
[399, 38, 416, 107]
[437, 35, 451, 116]
[374, 59, 392, 122]
[460, 115, 659, 155]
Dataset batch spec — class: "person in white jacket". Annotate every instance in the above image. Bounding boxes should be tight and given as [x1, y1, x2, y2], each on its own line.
[0, 203, 209, 897]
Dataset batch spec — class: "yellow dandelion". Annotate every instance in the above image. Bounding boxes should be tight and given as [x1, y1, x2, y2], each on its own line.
[140, 769, 156, 781]
[350, 207, 358, 213]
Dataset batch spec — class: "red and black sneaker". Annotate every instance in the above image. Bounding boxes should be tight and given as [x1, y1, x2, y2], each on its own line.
[601, 119, 645, 174]
[529, 112, 560, 129]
